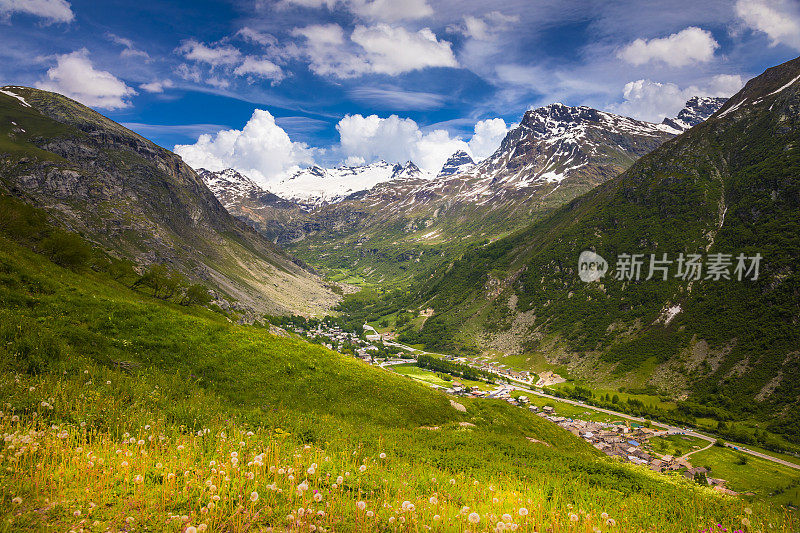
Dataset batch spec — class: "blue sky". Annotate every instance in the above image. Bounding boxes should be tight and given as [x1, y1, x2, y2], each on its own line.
[1, 0, 799, 184]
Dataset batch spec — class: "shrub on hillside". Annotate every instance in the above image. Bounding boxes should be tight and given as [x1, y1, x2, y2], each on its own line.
[39, 230, 92, 270]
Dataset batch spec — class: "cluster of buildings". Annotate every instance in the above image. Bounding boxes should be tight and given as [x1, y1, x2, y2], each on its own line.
[282, 322, 381, 361]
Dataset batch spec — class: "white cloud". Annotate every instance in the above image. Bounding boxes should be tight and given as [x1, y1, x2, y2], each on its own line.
[618, 27, 719, 67]
[236, 27, 278, 47]
[36, 49, 136, 110]
[177, 40, 242, 67]
[279, 0, 432, 21]
[106, 33, 150, 61]
[610, 74, 744, 122]
[292, 23, 457, 78]
[468, 118, 508, 160]
[336, 114, 474, 175]
[0, 0, 73, 23]
[233, 56, 284, 81]
[351, 24, 457, 75]
[176, 39, 285, 86]
[451, 11, 519, 41]
[735, 0, 800, 50]
[174, 109, 316, 185]
[348, 86, 446, 109]
[140, 79, 174, 93]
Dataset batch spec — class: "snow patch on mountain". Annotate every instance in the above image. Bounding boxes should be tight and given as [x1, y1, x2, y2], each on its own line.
[437, 150, 475, 177]
[661, 96, 727, 132]
[270, 160, 430, 209]
[198, 168, 264, 208]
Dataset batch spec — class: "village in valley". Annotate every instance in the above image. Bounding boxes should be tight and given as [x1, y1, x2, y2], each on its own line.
[273, 318, 734, 494]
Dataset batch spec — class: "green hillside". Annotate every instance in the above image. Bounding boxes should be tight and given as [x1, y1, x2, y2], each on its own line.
[0, 195, 788, 531]
[382, 58, 800, 445]
[0, 86, 338, 316]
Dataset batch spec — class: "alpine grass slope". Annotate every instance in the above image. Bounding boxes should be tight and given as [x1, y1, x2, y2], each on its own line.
[0, 86, 339, 316]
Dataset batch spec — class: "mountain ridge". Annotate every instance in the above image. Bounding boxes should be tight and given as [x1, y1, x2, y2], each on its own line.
[0, 85, 339, 316]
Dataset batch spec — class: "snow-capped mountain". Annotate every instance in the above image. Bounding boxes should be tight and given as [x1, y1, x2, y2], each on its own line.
[662, 96, 728, 132]
[198, 168, 268, 209]
[269, 160, 429, 209]
[198, 168, 304, 242]
[437, 150, 475, 177]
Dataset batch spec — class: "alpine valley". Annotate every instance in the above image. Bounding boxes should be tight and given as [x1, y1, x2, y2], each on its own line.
[2, 14, 800, 531]
[202, 99, 723, 286]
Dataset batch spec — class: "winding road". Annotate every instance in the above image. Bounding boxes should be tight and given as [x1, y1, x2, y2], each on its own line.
[375, 331, 800, 471]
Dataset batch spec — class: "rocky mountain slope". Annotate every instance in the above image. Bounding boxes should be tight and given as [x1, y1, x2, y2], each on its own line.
[0, 86, 339, 315]
[398, 56, 800, 438]
[276, 99, 723, 284]
[662, 96, 728, 132]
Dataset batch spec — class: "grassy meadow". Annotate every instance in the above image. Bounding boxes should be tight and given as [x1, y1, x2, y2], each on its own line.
[0, 207, 796, 531]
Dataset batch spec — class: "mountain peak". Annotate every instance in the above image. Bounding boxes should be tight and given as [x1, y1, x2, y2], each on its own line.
[438, 150, 475, 177]
[661, 96, 727, 132]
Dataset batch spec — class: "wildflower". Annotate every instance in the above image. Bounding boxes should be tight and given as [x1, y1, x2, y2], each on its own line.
[429, 496, 438, 505]
[468, 512, 480, 524]
[307, 466, 316, 475]
[744, 507, 752, 515]
[379, 452, 386, 459]
[502, 514, 512, 522]
[570, 514, 579, 522]
[177, 445, 185, 451]
[518, 507, 528, 517]
[601, 512, 609, 520]
[314, 492, 323, 502]
[357, 501, 366, 511]
[367, 511, 374, 518]
[606, 518, 616, 526]
[12, 497, 22, 505]
[433, 515, 441, 521]
[186, 527, 197, 533]
[198, 525, 208, 532]
[497, 522, 506, 531]
[359, 465, 366, 473]
[336, 476, 344, 484]
[73, 510, 81, 517]
[742, 518, 751, 527]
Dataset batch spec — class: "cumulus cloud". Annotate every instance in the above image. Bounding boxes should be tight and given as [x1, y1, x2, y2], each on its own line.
[610, 74, 744, 122]
[292, 23, 457, 78]
[36, 49, 136, 110]
[335, 114, 508, 173]
[175, 39, 285, 86]
[174, 109, 316, 185]
[233, 57, 284, 80]
[468, 118, 509, 160]
[140, 79, 174, 93]
[0, 0, 73, 23]
[178, 40, 242, 67]
[279, 0, 432, 22]
[618, 27, 719, 67]
[735, 0, 800, 50]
